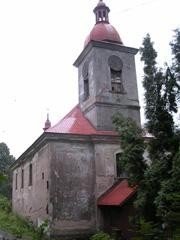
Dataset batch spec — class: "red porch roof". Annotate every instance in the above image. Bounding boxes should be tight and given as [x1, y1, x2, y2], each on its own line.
[45, 105, 117, 136]
[98, 179, 137, 206]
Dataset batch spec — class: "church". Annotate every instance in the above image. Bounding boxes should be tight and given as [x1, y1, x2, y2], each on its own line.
[11, 1, 141, 239]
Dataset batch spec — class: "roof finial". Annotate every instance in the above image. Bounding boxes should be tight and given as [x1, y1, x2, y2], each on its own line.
[43, 113, 51, 131]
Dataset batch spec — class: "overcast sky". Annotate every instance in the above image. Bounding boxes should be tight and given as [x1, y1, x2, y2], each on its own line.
[0, 0, 179, 158]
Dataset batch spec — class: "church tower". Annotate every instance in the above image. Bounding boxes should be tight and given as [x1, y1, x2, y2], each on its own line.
[74, 0, 141, 130]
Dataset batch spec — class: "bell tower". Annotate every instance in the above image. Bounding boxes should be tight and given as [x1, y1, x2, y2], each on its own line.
[74, 0, 141, 130]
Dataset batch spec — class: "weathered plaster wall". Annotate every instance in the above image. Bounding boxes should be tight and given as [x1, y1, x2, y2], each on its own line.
[12, 144, 50, 225]
[86, 104, 140, 130]
[49, 140, 96, 237]
[94, 142, 121, 198]
[12, 135, 121, 238]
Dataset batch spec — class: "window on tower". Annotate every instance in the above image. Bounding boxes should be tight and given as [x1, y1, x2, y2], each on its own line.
[82, 62, 90, 101]
[108, 55, 124, 94]
[111, 68, 123, 93]
[84, 78, 89, 101]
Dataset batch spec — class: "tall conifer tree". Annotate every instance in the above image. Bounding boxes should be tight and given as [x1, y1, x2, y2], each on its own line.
[114, 30, 180, 238]
[139, 31, 180, 236]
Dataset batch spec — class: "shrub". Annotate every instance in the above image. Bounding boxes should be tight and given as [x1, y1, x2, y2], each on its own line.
[90, 231, 114, 240]
[0, 194, 11, 212]
[0, 195, 49, 240]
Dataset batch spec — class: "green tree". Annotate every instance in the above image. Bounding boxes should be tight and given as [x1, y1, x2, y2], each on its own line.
[155, 145, 180, 239]
[0, 143, 15, 173]
[0, 142, 15, 198]
[114, 29, 180, 239]
[113, 114, 146, 186]
[140, 34, 178, 154]
[0, 173, 6, 185]
[170, 29, 180, 94]
[139, 30, 179, 236]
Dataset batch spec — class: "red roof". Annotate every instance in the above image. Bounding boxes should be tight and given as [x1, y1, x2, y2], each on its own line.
[45, 105, 117, 136]
[98, 179, 137, 206]
[84, 23, 123, 47]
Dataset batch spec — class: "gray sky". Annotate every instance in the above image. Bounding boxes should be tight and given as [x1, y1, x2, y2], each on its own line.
[0, 0, 179, 158]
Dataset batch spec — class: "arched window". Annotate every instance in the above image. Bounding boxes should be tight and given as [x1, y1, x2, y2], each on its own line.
[98, 10, 102, 21]
[100, 10, 105, 21]
[116, 152, 127, 178]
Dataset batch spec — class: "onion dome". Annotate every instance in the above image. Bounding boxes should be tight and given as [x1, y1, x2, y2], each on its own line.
[43, 113, 51, 131]
[84, 0, 123, 47]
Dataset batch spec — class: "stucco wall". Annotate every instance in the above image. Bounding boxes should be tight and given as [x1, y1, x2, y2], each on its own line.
[94, 142, 121, 198]
[12, 144, 50, 225]
[49, 140, 96, 237]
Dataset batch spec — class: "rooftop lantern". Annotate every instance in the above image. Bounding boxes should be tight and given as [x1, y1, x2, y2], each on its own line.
[93, 0, 110, 24]
[84, 0, 123, 47]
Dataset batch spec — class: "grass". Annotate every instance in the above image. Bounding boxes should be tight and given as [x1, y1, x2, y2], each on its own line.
[0, 195, 46, 240]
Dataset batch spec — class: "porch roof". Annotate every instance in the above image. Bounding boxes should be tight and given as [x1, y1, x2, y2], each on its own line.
[98, 179, 137, 206]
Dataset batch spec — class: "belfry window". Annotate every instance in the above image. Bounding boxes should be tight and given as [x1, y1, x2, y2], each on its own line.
[111, 68, 123, 93]
[108, 55, 124, 94]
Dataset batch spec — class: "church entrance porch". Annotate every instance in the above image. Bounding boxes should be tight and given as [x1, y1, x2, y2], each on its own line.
[97, 180, 137, 240]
